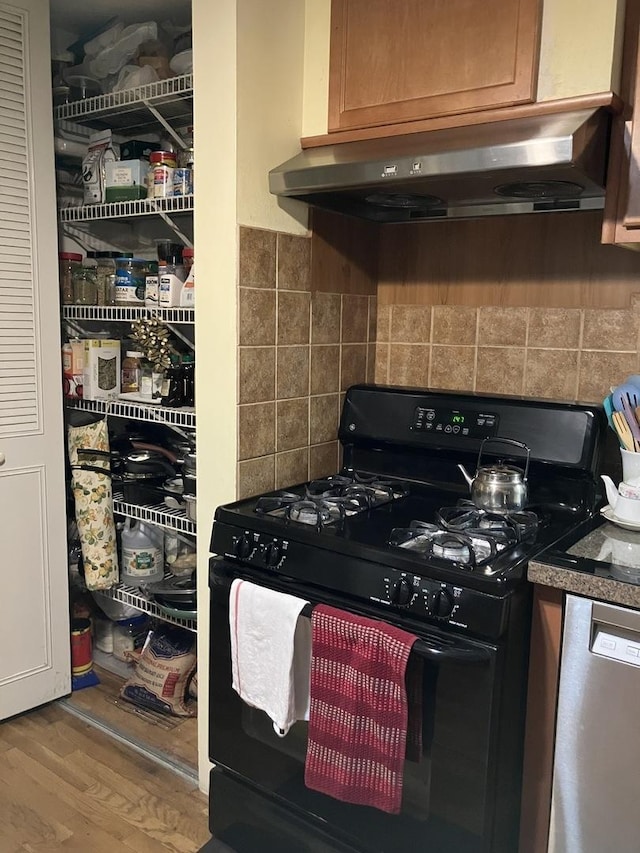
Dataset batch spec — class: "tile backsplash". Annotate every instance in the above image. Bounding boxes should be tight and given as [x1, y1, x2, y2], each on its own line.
[375, 304, 640, 402]
[237, 226, 376, 499]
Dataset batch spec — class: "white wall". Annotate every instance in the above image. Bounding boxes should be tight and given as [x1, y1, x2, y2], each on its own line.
[193, 0, 238, 793]
[237, 0, 308, 234]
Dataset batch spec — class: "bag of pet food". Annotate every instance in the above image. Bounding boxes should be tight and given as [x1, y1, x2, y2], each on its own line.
[120, 626, 196, 716]
[82, 130, 119, 204]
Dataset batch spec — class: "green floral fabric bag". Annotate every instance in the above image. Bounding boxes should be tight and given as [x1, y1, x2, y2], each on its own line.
[67, 414, 119, 590]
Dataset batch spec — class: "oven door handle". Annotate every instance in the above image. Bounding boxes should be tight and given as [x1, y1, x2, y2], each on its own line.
[411, 637, 490, 665]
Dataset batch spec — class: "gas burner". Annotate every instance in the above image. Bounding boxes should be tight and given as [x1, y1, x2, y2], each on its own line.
[389, 520, 499, 568]
[438, 501, 539, 543]
[306, 473, 408, 507]
[286, 499, 346, 529]
[255, 492, 303, 515]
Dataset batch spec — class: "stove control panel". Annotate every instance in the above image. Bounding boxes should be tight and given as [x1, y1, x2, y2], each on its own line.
[379, 570, 490, 630]
[411, 406, 498, 439]
[229, 530, 289, 570]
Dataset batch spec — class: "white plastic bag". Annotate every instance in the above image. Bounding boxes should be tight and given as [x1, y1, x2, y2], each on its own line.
[88, 22, 158, 79]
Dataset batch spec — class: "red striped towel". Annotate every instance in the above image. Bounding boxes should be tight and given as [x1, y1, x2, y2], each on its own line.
[304, 605, 419, 814]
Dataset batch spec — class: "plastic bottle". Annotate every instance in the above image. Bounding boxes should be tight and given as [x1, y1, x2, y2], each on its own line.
[120, 520, 164, 586]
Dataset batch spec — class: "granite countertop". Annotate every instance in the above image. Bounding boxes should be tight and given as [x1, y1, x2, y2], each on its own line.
[528, 515, 640, 609]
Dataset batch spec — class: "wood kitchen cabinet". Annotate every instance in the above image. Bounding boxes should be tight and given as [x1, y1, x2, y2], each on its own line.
[602, 0, 640, 247]
[328, 0, 542, 133]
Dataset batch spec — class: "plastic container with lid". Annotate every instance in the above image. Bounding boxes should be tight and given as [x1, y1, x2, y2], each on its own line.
[59, 252, 82, 304]
[72, 262, 97, 305]
[112, 614, 149, 662]
[121, 351, 143, 394]
[114, 256, 148, 306]
[95, 251, 118, 306]
[149, 151, 177, 199]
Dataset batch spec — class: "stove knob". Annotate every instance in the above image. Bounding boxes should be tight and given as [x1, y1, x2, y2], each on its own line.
[430, 589, 454, 619]
[264, 541, 282, 567]
[233, 534, 253, 559]
[391, 577, 413, 607]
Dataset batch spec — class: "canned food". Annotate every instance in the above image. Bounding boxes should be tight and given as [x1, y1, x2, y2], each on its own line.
[115, 257, 148, 306]
[173, 167, 193, 196]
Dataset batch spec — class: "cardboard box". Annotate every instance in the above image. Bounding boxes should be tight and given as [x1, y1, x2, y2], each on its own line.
[82, 339, 121, 401]
[105, 159, 148, 202]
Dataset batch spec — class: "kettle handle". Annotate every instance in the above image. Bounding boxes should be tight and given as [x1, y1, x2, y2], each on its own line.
[477, 437, 530, 481]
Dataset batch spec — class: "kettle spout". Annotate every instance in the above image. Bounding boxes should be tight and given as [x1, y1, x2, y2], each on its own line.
[601, 474, 619, 510]
[458, 464, 474, 489]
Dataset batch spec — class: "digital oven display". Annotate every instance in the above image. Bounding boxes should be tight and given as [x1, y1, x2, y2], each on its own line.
[412, 406, 499, 439]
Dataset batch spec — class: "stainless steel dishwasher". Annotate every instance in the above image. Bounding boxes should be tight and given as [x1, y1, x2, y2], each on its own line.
[549, 595, 640, 853]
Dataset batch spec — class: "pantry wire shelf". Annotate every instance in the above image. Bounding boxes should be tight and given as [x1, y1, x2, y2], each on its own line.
[67, 398, 196, 429]
[113, 491, 196, 536]
[62, 306, 195, 323]
[92, 583, 197, 633]
[59, 195, 194, 223]
[54, 74, 193, 135]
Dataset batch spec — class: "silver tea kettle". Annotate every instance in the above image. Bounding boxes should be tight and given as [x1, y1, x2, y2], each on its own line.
[458, 437, 530, 513]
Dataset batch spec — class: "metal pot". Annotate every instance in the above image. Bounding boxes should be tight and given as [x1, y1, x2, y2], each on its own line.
[458, 437, 530, 513]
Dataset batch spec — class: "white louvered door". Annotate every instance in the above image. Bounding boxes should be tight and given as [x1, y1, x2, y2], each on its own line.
[0, 0, 70, 719]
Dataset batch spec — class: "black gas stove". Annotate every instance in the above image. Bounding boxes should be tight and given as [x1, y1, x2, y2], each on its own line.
[211, 385, 605, 641]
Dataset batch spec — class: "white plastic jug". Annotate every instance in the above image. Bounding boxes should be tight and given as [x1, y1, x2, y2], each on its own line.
[121, 519, 164, 586]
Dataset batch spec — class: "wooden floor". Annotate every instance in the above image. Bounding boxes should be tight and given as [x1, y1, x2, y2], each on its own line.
[0, 702, 211, 852]
[63, 665, 198, 776]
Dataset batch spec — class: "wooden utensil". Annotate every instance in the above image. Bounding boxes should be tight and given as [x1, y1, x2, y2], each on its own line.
[621, 397, 640, 451]
[612, 410, 637, 451]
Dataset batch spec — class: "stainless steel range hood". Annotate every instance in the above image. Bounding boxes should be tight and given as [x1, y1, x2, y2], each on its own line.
[269, 108, 611, 223]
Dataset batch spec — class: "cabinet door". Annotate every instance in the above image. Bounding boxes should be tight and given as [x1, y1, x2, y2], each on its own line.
[602, 1, 640, 246]
[0, 0, 70, 719]
[328, 0, 542, 132]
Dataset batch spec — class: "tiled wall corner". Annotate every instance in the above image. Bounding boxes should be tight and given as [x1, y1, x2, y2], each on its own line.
[237, 226, 377, 497]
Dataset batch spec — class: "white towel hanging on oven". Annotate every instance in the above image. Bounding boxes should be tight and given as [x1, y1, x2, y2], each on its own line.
[229, 578, 311, 736]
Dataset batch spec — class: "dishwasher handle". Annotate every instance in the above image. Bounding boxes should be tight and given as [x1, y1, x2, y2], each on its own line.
[590, 600, 640, 667]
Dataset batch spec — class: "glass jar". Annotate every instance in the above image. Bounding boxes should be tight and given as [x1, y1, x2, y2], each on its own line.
[72, 263, 97, 305]
[59, 252, 82, 304]
[114, 257, 148, 306]
[140, 360, 153, 399]
[182, 247, 194, 276]
[95, 252, 117, 306]
[149, 151, 177, 199]
[121, 350, 143, 394]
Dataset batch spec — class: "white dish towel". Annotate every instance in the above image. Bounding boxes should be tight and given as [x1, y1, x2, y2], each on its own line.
[229, 578, 311, 736]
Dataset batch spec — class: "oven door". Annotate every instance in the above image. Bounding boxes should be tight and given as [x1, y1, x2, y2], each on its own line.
[209, 559, 526, 853]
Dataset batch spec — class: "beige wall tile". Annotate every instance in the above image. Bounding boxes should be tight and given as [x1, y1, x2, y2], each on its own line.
[388, 344, 430, 386]
[239, 288, 276, 346]
[310, 394, 339, 444]
[390, 305, 431, 343]
[341, 295, 369, 342]
[275, 448, 309, 489]
[529, 308, 582, 349]
[277, 346, 310, 399]
[583, 309, 639, 351]
[375, 343, 389, 383]
[578, 351, 639, 402]
[478, 307, 528, 346]
[432, 306, 477, 345]
[310, 345, 340, 394]
[239, 226, 276, 289]
[366, 343, 376, 382]
[368, 297, 377, 342]
[277, 233, 311, 291]
[276, 398, 309, 451]
[311, 293, 341, 344]
[376, 305, 391, 343]
[341, 343, 368, 390]
[277, 291, 311, 345]
[430, 346, 475, 391]
[237, 456, 275, 499]
[525, 349, 579, 400]
[476, 347, 525, 395]
[309, 442, 340, 479]
[238, 402, 275, 460]
[239, 347, 275, 404]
